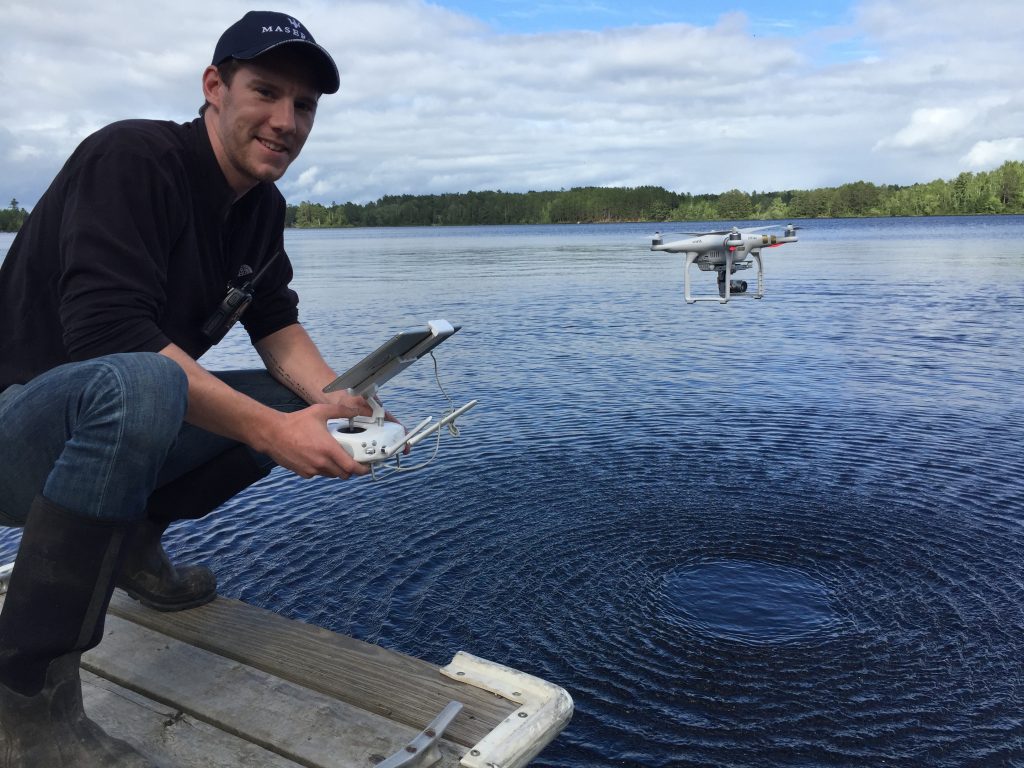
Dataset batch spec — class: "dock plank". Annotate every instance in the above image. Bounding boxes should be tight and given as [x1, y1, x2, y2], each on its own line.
[83, 671, 309, 768]
[84, 614, 465, 768]
[108, 592, 516, 748]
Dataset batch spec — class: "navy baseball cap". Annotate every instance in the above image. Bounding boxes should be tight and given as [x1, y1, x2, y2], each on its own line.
[213, 11, 340, 94]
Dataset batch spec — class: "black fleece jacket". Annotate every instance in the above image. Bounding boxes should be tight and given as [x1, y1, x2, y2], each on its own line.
[0, 117, 299, 390]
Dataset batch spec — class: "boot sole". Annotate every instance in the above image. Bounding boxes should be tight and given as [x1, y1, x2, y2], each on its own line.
[117, 585, 217, 612]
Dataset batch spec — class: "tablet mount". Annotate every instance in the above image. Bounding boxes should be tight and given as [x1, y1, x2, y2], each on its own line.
[323, 319, 477, 477]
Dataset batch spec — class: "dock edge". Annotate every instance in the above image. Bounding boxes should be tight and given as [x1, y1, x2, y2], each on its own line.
[441, 651, 573, 768]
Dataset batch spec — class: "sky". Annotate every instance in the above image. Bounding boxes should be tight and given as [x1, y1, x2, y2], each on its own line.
[2, 0, 1022, 209]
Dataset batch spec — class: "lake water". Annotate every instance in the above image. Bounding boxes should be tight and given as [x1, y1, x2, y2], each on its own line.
[2, 217, 1023, 766]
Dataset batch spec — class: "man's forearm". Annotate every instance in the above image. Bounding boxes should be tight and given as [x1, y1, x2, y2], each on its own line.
[158, 342, 284, 454]
[160, 330, 374, 479]
[254, 323, 338, 405]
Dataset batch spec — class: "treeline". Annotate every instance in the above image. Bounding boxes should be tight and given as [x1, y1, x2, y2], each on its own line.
[286, 160, 1024, 228]
[285, 186, 679, 227]
[0, 200, 28, 232]
[7, 163, 1023, 233]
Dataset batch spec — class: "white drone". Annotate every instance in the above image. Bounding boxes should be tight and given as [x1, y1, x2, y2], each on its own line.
[650, 223, 801, 304]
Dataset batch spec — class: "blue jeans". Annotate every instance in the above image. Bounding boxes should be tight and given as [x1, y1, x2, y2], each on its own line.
[0, 354, 304, 526]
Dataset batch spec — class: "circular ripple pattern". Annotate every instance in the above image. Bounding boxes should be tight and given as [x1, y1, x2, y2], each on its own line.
[662, 560, 839, 645]
[169, 429, 1024, 767]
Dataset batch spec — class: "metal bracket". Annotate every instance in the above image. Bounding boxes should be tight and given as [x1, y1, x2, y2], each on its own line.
[377, 700, 463, 768]
[441, 652, 573, 768]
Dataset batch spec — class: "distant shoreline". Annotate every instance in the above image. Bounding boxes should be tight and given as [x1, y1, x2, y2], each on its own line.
[285, 164, 1024, 228]
[282, 211, 1024, 230]
[6, 161, 1022, 233]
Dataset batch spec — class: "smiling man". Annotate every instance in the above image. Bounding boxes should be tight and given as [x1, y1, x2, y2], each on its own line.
[0, 11, 388, 766]
[205, 49, 321, 190]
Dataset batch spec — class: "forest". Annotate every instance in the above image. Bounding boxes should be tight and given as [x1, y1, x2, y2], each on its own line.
[0, 200, 27, 232]
[287, 161, 1024, 228]
[5, 161, 1023, 233]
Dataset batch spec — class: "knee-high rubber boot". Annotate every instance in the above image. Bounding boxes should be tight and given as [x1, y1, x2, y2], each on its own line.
[0, 495, 158, 767]
[116, 445, 270, 612]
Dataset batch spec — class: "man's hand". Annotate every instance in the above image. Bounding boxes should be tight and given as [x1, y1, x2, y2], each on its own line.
[261, 327, 411, 463]
[261, 403, 371, 479]
[161, 321, 415, 481]
[159, 341, 374, 480]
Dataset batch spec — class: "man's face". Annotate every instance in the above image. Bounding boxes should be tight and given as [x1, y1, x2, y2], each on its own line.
[203, 51, 320, 196]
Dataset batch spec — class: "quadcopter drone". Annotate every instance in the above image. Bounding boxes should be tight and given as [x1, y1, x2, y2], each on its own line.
[650, 223, 801, 304]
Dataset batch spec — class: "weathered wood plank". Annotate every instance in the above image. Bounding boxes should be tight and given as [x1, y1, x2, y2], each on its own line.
[108, 592, 516, 748]
[84, 614, 465, 768]
[83, 671, 308, 768]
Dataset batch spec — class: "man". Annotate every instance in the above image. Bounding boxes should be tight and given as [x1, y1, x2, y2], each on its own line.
[0, 11, 389, 766]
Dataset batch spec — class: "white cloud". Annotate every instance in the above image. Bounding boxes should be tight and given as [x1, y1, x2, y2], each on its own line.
[2, 0, 1024, 207]
[962, 138, 1024, 170]
[874, 107, 974, 151]
[8, 144, 43, 162]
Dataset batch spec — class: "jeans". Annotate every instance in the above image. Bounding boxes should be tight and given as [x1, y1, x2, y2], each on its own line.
[0, 354, 305, 526]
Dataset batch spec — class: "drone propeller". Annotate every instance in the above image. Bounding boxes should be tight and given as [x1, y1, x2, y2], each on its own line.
[651, 224, 804, 243]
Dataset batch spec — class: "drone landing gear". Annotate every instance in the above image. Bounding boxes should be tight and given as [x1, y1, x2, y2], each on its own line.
[683, 252, 764, 304]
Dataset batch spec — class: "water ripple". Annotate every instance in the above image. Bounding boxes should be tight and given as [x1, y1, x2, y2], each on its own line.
[5, 220, 1022, 767]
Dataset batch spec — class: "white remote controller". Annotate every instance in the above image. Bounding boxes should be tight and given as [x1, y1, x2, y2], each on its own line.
[322, 320, 474, 467]
[327, 417, 408, 463]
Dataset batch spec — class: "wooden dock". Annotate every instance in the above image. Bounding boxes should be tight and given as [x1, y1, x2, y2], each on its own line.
[0, 584, 573, 767]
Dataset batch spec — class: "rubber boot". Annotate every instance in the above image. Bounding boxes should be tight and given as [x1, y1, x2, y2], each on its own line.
[115, 519, 217, 612]
[0, 495, 158, 767]
[116, 445, 269, 612]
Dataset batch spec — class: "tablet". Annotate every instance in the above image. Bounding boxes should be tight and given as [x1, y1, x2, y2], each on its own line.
[323, 321, 461, 396]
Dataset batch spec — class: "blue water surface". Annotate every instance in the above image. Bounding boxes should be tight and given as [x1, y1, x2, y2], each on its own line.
[2, 217, 1023, 766]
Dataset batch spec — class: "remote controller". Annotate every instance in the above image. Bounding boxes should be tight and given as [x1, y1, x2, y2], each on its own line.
[322, 320, 474, 468]
[327, 417, 408, 463]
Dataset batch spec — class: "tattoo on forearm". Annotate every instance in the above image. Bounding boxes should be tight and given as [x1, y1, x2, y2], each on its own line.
[263, 350, 315, 403]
